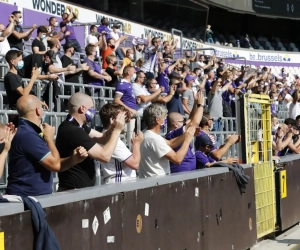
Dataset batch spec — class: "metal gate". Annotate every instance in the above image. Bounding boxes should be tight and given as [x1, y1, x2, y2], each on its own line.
[237, 93, 276, 238]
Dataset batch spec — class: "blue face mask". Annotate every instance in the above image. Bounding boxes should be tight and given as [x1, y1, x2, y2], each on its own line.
[160, 118, 167, 130]
[85, 108, 96, 122]
[15, 60, 24, 70]
[41, 34, 46, 40]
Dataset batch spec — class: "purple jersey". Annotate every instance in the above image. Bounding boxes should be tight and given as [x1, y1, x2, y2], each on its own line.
[165, 126, 196, 173]
[115, 80, 136, 109]
[60, 21, 76, 40]
[82, 58, 104, 86]
[157, 67, 169, 93]
[195, 150, 216, 169]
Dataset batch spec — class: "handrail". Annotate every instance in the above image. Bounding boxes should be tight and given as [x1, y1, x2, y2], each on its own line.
[224, 57, 247, 66]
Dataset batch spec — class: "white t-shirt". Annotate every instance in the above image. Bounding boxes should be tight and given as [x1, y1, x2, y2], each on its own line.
[289, 102, 300, 119]
[0, 36, 10, 60]
[139, 130, 172, 178]
[100, 138, 136, 184]
[54, 55, 65, 83]
[86, 34, 99, 58]
[283, 93, 292, 109]
[132, 83, 151, 117]
[110, 31, 119, 41]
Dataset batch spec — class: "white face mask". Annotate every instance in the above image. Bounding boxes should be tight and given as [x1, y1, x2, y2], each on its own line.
[18, 18, 23, 25]
[217, 88, 222, 93]
[54, 21, 59, 27]
[131, 73, 137, 83]
[155, 84, 159, 90]
[129, 54, 134, 60]
[272, 124, 279, 131]
[274, 97, 278, 100]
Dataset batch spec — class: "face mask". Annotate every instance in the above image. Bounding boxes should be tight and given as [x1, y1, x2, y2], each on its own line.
[112, 61, 117, 66]
[15, 60, 24, 70]
[186, 56, 191, 59]
[104, 21, 110, 26]
[217, 88, 222, 93]
[93, 32, 98, 36]
[155, 84, 159, 90]
[18, 18, 23, 25]
[143, 79, 147, 85]
[131, 73, 137, 83]
[54, 21, 59, 27]
[160, 118, 167, 130]
[129, 54, 134, 60]
[41, 34, 46, 40]
[71, 50, 75, 56]
[0, 143, 4, 155]
[110, 45, 115, 49]
[41, 113, 46, 123]
[0, 32, 3, 37]
[274, 97, 278, 100]
[85, 108, 96, 122]
[272, 124, 279, 132]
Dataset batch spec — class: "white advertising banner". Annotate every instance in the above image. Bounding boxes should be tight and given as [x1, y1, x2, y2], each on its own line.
[2, 0, 300, 64]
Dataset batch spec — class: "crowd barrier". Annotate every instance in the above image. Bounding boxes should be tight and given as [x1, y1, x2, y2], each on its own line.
[0, 154, 300, 250]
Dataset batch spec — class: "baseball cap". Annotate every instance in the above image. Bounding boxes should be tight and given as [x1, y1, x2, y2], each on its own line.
[45, 50, 58, 63]
[194, 133, 214, 150]
[63, 41, 75, 51]
[185, 75, 196, 83]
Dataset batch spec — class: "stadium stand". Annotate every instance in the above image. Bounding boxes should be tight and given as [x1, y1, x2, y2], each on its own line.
[0, 0, 299, 195]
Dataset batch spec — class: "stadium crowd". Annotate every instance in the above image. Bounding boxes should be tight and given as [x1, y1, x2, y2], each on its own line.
[0, 10, 299, 197]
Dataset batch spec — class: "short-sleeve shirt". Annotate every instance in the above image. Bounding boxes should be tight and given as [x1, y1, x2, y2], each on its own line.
[101, 47, 115, 69]
[123, 57, 132, 67]
[4, 72, 23, 110]
[165, 126, 196, 173]
[100, 138, 135, 184]
[6, 119, 52, 196]
[289, 102, 300, 119]
[60, 21, 76, 40]
[18, 54, 45, 79]
[105, 67, 118, 88]
[86, 34, 100, 57]
[166, 91, 184, 115]
[60, 55, 80, 83]
[56, 115, 96, 189]
[115, 79, 136, 110]
[32, 38, 46, 53]
[207, 90, 223, 118]
[195, 151, 216, 169]
[82, 57, 104, 86]
[7, 24, 24, 50]
[139, 130, 172, 178]
[182, 88, 195, 111]
[132, 83, 151, 116]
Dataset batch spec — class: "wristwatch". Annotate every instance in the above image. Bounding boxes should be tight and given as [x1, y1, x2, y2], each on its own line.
[197, 104, 204, 108]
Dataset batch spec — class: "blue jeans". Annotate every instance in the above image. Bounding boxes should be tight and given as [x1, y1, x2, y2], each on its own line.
[115, 47, 124, 60]
[212, 120, 221, 142]
[67, 39, 82, 53]
[207, 38, 214, 44]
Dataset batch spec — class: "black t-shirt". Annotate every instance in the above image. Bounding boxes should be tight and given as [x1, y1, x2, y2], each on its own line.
[18, 54, 46, 78]
[32, 38, 46, 52]
[105, 67, 118, 88]
[60, 55, 80, 83]
[7, 25, 24, 50]
[4, 72, 23, 109]
[56, 115, 96, 189]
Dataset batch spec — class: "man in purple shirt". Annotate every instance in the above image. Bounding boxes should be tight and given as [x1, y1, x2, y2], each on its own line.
[165, 91, 205, 173]
[195, 134, 238, 169]
[114, 65, 137, 116]
[97, 17, 111, 40]
[82, 45, 111, 87]
[60, 7, 82, 53]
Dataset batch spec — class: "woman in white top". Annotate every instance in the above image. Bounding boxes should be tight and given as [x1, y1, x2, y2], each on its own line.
[139, 103, 195, 178]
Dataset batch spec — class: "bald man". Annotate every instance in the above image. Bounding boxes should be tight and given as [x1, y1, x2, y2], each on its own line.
[165, 91, 205, 173]
[6, 95, 88, 196]
[55, 92, 126, 191]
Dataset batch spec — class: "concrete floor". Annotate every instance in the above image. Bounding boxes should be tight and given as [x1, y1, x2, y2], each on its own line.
[251, 224, 300, 250]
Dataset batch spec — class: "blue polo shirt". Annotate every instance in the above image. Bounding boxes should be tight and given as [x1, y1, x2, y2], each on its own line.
[165, 126, 196, 173]
[6, 118, 53, 196]
[115, 79, 136, 109]
[195, 151, 216, 169]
